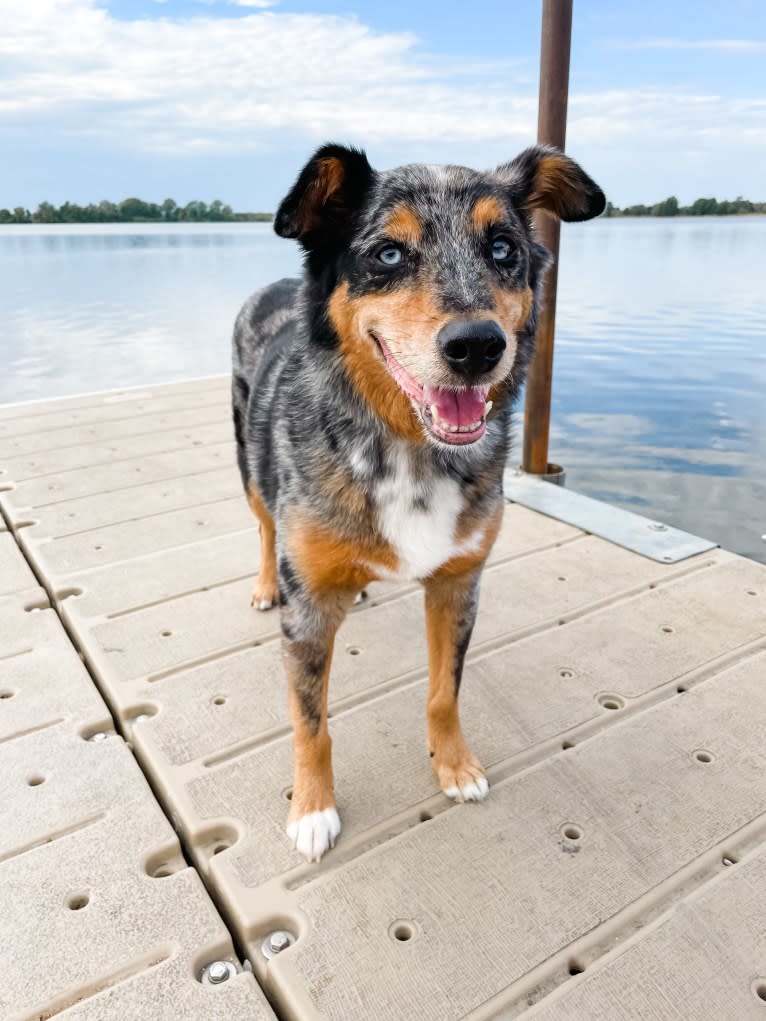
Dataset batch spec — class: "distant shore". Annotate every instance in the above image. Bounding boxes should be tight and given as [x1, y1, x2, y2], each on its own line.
[0, 199, 273, 225]
[3, 211, 764, 225]
[2, 193, 764, 225]
[604, 196, 765, 218]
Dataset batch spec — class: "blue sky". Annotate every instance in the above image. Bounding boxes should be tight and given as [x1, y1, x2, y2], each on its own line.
[2, 0, 764, 210]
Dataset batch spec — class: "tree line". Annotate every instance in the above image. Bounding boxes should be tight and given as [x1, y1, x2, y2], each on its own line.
[0, 198, 273, 224]
[604, 196, 765, 217]
[2, 195, 762, 225]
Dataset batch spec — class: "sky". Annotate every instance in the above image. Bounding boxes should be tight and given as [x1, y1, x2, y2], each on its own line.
[1, 0, 764, 211]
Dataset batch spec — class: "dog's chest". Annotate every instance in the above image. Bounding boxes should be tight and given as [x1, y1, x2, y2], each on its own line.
[372, 447, 482, 580]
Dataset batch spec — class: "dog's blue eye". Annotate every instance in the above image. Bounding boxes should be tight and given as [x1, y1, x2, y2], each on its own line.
[377, 245, 404, 267]
[491, 238, 513, 263]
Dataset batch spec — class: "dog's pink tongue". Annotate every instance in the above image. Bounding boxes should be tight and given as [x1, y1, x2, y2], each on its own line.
[423, 384, 488, 427]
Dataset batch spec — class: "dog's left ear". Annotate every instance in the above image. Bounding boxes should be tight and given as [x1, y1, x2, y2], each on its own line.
[497, 145, 605, 222]
[274, 143, 375, 251]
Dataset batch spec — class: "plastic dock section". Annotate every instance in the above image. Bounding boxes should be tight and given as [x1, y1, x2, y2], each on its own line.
[1, 376, 766, 1020]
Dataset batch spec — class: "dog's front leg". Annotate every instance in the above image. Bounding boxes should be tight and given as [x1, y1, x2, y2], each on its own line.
[423, 567, 489, 803]
[281, 593, 347, 862]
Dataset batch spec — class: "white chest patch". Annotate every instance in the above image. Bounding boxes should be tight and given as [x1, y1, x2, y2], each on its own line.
[372, 447, 484, 581]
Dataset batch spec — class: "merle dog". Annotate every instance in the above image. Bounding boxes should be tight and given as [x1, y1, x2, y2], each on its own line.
[232, 143, 604, 860]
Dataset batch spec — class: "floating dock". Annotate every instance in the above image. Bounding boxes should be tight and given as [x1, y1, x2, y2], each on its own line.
[1, 377, 765, 1020]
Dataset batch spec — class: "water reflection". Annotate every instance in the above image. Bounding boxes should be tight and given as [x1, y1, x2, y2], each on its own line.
[1, 219, 764, 564]
[543, 217, 766, 562]
[1, 223, 301, 403]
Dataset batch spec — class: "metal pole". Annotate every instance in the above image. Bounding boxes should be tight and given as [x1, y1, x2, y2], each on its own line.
[521, 0, 572, 476]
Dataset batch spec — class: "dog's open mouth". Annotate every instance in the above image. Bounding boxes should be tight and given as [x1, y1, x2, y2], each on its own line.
[371, 332, 491, 446]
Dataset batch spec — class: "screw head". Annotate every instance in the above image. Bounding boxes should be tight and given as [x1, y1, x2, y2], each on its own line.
[201, 960, 236, 985]
[648, 522, 668, 532]
[261, 929, 295, 959]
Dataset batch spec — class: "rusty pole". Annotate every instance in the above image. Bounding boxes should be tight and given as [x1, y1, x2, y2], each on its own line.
[521, 0, 573, 476]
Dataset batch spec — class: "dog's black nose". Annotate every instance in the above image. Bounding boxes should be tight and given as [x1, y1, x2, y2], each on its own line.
[437, 319, 506, 379]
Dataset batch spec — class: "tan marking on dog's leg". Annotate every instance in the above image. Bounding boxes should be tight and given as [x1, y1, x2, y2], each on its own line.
[287, 512, 394, 595]
[424, 568, 488, 802]
[247, 485, 279, 610]
[450, 499, 503, 570]
[283, 619, 344, 861]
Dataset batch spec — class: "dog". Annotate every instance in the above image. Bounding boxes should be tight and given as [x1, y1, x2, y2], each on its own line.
[232, 143, 604, 861]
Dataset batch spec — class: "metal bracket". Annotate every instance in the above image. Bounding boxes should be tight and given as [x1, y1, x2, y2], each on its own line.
[504, 470, 718, 564]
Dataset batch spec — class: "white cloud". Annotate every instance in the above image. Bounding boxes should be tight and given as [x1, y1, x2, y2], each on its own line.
[568, 89, 766, 147]
[0, 0, 763, 187]
[0, 0, 534, 150]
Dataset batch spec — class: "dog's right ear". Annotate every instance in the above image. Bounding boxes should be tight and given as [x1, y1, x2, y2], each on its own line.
[274, 144, 375, 251]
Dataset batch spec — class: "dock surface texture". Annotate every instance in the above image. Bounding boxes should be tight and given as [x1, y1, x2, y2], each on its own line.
[1, 377, 765, 1021]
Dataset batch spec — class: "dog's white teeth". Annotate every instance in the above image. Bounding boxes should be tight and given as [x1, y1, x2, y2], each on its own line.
[484, 400, 493, 416]
[428, 408, 485, 435]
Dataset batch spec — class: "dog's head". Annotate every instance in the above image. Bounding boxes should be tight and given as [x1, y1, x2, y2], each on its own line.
[275, 144, 604, 447]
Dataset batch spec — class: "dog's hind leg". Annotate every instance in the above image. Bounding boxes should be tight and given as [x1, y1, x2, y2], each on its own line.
[423, 566, 489, 802]
[246, 485, 279, 610]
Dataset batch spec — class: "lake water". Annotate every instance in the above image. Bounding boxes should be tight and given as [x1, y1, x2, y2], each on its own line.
[1, 219, 764, 564]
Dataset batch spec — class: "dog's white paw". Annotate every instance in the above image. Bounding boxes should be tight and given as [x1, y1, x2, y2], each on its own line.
[287, 808, 341, 862]
[443, 774, 489, 803]
[251, 579, 278, 611]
